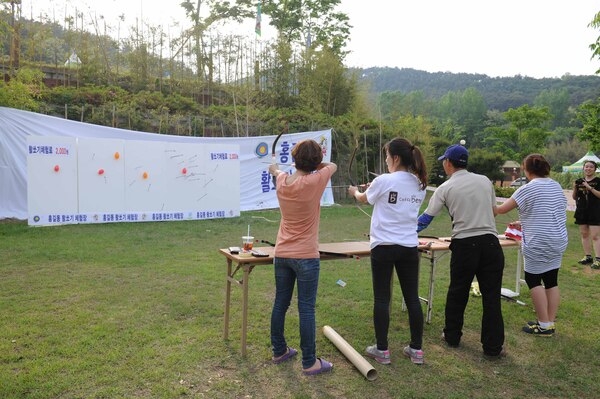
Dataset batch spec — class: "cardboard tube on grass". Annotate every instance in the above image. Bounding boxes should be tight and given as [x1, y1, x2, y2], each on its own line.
[323, 325, 377, 381]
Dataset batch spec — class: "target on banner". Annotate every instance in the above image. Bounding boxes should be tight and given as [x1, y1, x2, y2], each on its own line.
[255, 142, 269, 158]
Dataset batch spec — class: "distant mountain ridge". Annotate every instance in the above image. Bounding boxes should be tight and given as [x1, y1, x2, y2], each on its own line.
[355, 67, 600, 111]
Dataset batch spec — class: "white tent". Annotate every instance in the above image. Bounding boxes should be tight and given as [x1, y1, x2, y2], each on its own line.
[64, 51, 81, 67]
[562, 151, 600, 173]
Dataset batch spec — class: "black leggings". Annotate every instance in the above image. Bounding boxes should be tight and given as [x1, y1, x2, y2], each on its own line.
[370, 245, 423, 350]
[524, 268, 559, 289]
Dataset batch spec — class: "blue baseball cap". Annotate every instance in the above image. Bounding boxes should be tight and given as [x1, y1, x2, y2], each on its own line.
[438, 144, 468, 166]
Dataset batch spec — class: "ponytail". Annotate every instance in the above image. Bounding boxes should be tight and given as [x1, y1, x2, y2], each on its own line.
[411, 145, 428, 190]
[385, 138, 428, 190]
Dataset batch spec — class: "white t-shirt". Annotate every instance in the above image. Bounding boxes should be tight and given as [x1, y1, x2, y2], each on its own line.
[365, 171, 426, 249]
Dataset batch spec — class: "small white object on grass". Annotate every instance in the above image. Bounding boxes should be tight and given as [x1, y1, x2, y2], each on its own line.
[500, 288, 518, 297]
[459, 139, 466, 145]
[501, 287, 526, 305]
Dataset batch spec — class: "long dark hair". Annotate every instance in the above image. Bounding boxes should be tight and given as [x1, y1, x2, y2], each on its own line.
[384, 138, 428, 190]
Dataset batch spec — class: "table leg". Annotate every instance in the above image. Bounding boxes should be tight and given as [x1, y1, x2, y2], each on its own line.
[224, 258, 233, 340]
[241, 266, 250, 357]
[416, 250, 435, 324]
[426, 253, 435, 324]
[515, 247, 524, 295]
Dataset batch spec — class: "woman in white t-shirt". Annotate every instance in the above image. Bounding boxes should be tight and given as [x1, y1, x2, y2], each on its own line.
[348, 137, 428, 365]
[494, 154, 567, 337]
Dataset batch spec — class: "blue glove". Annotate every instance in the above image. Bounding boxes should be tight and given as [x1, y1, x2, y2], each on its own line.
[417, 213, 434, 233]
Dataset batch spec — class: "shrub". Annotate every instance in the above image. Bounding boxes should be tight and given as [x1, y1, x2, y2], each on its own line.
[495, 186, 516, 198]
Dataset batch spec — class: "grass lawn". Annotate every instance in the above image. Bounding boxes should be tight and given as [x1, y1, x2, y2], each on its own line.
[1, 201, 600, 399]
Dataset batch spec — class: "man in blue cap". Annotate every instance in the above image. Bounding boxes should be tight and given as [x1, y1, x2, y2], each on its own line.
[417, 144, 506, 359]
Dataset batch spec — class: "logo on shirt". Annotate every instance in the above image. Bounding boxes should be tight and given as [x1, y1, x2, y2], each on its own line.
[388, 191, 398, 204]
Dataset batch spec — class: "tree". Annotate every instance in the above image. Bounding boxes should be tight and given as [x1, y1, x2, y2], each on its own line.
[544, 138, 589, 172]
[256, 1, 352, 110]
[0, 67, 42, 111]
[379, 90, 432, 120]
[388, 115, 435, 182]
[546, 126, 579, 145]
[267, 37, 296, 107]
[467, 149, 505, 183]
[534, 88, 571, 129]
[588, 11, 600, 74]
[297, 47, 355, 116]
[179, 0, 255, 82]
[42, 37, 67, 68]
[481, 105, 552, 161]
[574, 100, 600, 152]
[126, 39, 149, 91]
[3, 0, 22, 69]
[504, 104, 552, 159]
[434, 87, 487, 146]
[261, 0, 350, 56]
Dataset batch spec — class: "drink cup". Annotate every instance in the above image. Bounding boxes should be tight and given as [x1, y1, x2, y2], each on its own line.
[242, 236, 254, 252]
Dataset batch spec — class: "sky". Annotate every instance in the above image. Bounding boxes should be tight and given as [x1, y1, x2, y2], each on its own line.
[25, 0, 599, 79]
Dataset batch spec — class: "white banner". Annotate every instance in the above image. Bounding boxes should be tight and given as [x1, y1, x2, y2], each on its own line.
[27, 136, 242, 226]
[1, 107, 333, 220]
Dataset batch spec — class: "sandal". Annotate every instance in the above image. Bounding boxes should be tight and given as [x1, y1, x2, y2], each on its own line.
[302, 358, 333, 376]
[272, 347, 297, 364]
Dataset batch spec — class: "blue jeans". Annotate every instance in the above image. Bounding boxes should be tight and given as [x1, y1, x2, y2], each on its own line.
[270, 257, 320, 369]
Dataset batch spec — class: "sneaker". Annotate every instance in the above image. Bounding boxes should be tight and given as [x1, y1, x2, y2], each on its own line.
[483, 348, 507, 360]
[403, 346, 424, 365]
[441, 332, 459, 348]
[592, 259, 600, 270]
[578, 256, 593, 265]
[365, 345, 390, 365]
[522, 323, 554, 336]
[528, 320, 559, 327]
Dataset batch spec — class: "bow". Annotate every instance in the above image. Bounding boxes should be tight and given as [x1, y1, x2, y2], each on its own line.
[348, 138, 371, 218]
[348, 139, 359, 187]
[271, 123, 288, 187]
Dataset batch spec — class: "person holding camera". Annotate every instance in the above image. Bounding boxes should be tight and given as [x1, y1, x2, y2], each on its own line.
[573, 160, 600, 269]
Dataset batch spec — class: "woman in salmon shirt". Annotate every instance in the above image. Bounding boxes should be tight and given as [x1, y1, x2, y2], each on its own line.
[268, 139, 337, 376]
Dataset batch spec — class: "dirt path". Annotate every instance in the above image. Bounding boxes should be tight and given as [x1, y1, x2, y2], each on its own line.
[564, 190, 575, 211]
